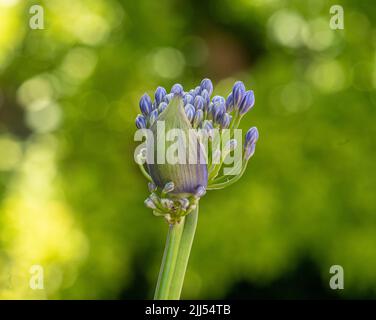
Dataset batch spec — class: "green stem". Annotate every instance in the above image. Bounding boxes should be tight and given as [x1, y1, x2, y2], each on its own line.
[154, 206, 199, 300]
[168, 206, 198, 299]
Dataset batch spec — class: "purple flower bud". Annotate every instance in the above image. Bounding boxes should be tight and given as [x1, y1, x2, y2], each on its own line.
[164, 93, 173, 104]
[226, 92, 234, 112]
[145, 197, 157, 209]
[200, 78, 213, 96]
[201, 89, 210, 107]
[232, 81, 245, 107]
[238, 90, 255, 115]
[184, 94, 194, 105]
[139, 93, 152, 115]
[213, 102, 226, 123]
[194, 86, 201, 96]
[193, 109, 204, 127]
[221, 113, 231, 128]
[194, 96, 204, 110]
[244, 127, 259, 148]
[149, 109, 158, 126]
[179, 198, 190, 210]
[244, 143, 256, 160]
[155, 87, 167, 106]
[135, 114, 147, 129]
[148, 182, 157, 192]
[158, 102, 168, 113]
[162, 181, 175, 193]
[171, 83, 184, 96]
[195, 185, 206, 198]
[212, 95, 225, 105]
[202, 120, 213, 131]
[184, 104, 195, 122]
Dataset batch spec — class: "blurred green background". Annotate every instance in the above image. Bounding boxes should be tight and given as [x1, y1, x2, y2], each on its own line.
[0, 0, 375, 299]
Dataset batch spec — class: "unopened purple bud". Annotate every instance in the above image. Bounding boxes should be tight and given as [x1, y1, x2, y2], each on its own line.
[139, 93, 152, 115]
[164, 93, 173, 104]
[212, 95, 225, 105]
[145, 197, 157, 210]
[171, 83, 184, 96]
[155, 87, 167, 106]
[200, 78, 213, 96]
[195, 185, 206, 198]
[226, 92, 234, 112]
[238, 90, 255, 115]
[149, 109, 158, 126]
[163, 181, 175, 193]
[185, 104, 195, 122]
[194, 86, 201, 96]
[201, 89, 210, 107]
[213, 102, 226, 123]
[193, 109, 204, 127]
[194, 96, 204, 110]
[221, 113, 231, 128]
[184, 94, 194, 105]
[203, 120, 213, 131]
[232, 81, 245, 107]
[135, 114, 147, 129]
[245, 143, 256, 160]
[244, 127, 259, 148]
[148, 182, 157, 192]
[179, 198, 190, 210]
[158, 102, 168, 113]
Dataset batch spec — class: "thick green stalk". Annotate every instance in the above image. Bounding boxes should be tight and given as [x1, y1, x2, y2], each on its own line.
[154, 206, 199, 300]
[168, 206, 198, 299]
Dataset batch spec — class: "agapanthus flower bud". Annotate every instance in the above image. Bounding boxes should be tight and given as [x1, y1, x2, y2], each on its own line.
[225, 92, 234, 112]
[162, 181, 175, 193]
[212, 95, 225, 105]
[155, 87, 167, 106]
[135, 114, 147, 129]
[164, 93, 173, 104]
[244, 127, 259, 148]
[220, 113, 231, 129]
[201, 89, 210, 107]
[184, 94, 194, 105]
[149, 109, 158, 126]
[145, 197, 157, 210]
[203, 120, 213, 131]
[213, 102, 226, 123]
[244, 143, 256, 160]
[238, 90, 255, 115]
[179, 198, 190, 210]
[140, 93, 152, 115]
[194, 96, 204, 110]
[193, 109, 204, 128]
[194, 86, 201, 96]
[194, 185, 206, 198]
[147, 97, 208, 194]
[158, 102, 168, 113]
[200, 78, 213, 96]
[184, 104, 195, 122]
[232, 81, 245, 107]
[148, 182, 157, 192]
[171, 83, 184, 96]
